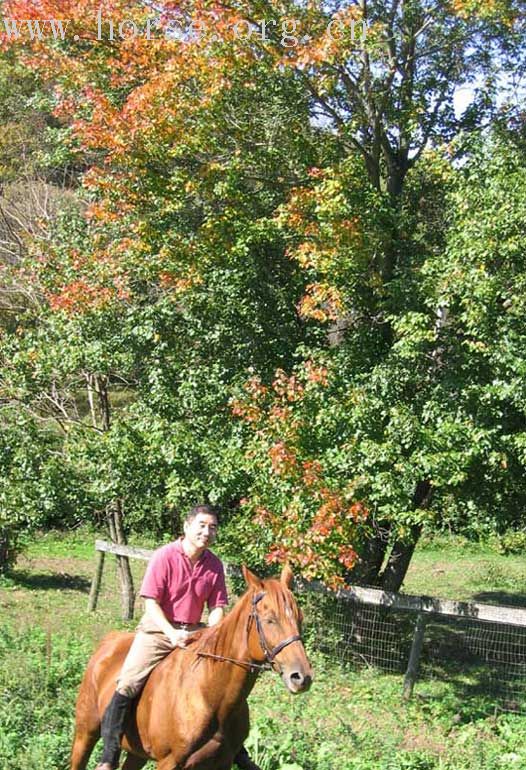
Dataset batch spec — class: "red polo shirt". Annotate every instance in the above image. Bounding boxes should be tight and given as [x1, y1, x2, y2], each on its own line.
[140, 538, 228, 624]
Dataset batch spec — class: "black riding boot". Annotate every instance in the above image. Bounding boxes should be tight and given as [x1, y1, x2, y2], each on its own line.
[234, 745, 262, 770]
[98, 690, 133, 769]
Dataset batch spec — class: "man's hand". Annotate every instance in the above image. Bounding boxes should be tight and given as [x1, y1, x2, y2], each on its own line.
[208, 606, 224, 627]
[144, 598, 192, 646]
[167, 629, 191, 649]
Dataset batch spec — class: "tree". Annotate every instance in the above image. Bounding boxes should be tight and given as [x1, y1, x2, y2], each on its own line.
[1, 0, 524, 590]
[225, 133, 526, 587]
[0, 6, 320, 596]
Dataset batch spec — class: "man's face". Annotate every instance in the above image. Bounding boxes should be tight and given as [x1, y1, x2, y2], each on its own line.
[183, 513, 218, 550]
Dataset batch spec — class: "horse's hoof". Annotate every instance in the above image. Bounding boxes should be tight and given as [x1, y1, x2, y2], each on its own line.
[233, 748, 263, 770]
[235, 760, 262, 770]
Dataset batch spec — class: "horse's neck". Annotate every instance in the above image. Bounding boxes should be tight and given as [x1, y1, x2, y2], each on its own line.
[205, 592, 253, 666]
[194, 592, 258, 707]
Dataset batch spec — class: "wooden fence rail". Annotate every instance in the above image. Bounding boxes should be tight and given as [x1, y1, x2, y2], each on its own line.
[298, 579, 526, 628]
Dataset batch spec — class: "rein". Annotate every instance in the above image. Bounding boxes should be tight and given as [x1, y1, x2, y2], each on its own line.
[197, 591, 301, 673]
[195, 652, 271, 673]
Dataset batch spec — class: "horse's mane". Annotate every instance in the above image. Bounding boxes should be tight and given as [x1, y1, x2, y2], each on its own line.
[193, 586, 253, 661]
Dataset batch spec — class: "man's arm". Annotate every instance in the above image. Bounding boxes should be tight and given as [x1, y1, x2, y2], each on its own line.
[208, 606, 224, 626]
[206, 560, 228, 625]
[144, 597, 190, 648]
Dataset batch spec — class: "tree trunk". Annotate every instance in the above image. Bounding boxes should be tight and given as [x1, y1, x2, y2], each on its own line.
[0, 529, 12, 574]
[379, 480, 433, 592]
[96, 374, 135, 620]
[85, 372, 98, 429]
[345, 161, 423, 589]
[95, 374, 111, 432]
[349, 519, 391, 586]
[379, 523, 422, 592]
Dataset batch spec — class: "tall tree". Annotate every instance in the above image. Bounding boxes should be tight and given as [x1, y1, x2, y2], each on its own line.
[1, 0, 524, 589]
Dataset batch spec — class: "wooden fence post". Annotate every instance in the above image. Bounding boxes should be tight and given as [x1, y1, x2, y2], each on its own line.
[403, 612, 427, 701]
[88, 540, 154, 615]
[88, 549, 105, 612]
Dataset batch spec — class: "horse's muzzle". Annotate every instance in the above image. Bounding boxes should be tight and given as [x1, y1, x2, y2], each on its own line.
[282, 667, 313, 694]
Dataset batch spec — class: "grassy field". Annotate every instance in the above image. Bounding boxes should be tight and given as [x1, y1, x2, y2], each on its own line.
[403, 535, 526, 606]
[1, 530, 526, 770]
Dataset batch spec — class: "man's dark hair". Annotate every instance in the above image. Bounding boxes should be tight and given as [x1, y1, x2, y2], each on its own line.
[185, 504, 219, 524]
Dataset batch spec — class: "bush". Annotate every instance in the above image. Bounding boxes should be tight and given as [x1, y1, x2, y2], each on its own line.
[0, 627, 90, 770]
[488, 530, 526, 556]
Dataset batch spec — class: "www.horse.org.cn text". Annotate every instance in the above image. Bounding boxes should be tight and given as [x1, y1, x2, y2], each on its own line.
[1, 11, 369, 47]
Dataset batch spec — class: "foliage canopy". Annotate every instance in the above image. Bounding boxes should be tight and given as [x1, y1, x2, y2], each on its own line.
[0, 0, 525, 584]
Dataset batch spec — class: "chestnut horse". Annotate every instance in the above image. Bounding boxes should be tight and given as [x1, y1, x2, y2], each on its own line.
[70, 565, 313, 770]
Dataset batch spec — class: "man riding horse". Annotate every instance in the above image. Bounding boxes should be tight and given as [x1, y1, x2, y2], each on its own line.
[95, 503, 260, 770]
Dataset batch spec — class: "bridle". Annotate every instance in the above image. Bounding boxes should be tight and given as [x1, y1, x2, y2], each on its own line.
[197, 590, 302, 673]
[248, 591, 301, 668]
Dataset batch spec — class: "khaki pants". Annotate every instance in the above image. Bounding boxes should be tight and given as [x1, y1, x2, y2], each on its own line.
[116, 615, 201, 698]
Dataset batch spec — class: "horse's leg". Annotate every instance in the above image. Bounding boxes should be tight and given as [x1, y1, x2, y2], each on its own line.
[121, 753, 149, 770]
[70, 724, 100, 770]
[70, 655, 104, 770]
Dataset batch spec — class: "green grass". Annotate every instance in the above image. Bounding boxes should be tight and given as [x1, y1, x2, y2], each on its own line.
[1, 529, 526, 770]
[404, 535, 526, 605]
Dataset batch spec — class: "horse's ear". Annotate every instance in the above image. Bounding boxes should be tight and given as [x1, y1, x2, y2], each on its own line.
[242, 564, 263, 588]
[280, 563, 294, 588]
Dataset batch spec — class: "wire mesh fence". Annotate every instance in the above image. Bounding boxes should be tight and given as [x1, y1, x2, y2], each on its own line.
[423, 615, 526, 712]
[298, 589, 413, 672]
[295, 582, 526, 714]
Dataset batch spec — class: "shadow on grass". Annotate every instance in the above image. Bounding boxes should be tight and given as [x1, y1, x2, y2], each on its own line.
[473, 591, 526, 607]
[414, 621, 526, 716]
[8, 569, 91, 592]
[421, 658, 526, 718]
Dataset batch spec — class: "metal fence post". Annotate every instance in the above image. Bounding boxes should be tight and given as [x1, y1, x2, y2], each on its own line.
[403, 612, 427, 700]
[87, 549, 105, 612]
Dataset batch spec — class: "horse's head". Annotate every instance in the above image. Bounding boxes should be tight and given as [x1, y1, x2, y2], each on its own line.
[243, 564, 313, 694]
